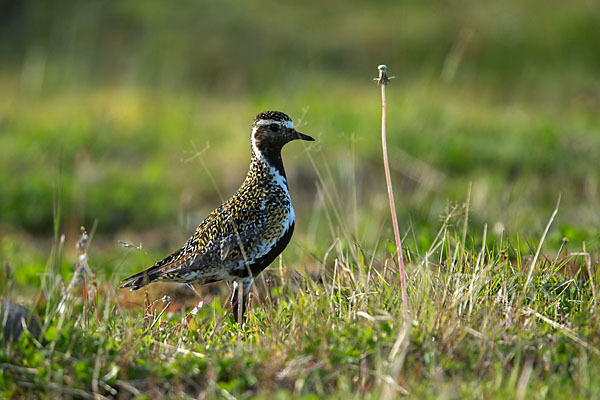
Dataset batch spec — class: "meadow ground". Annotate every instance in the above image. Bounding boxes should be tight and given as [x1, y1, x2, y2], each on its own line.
[1, 1, 600, 398]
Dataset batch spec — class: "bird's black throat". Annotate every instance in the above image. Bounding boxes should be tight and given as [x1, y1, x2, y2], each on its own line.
[253, 147, 287, 178]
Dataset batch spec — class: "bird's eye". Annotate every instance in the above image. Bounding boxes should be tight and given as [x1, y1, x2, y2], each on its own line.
[269, 124, 279, 131]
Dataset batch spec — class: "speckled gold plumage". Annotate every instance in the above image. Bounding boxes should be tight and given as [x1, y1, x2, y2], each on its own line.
[119, 111, 314, 320]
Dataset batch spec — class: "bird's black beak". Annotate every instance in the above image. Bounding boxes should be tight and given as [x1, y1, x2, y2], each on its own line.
[294, 130, 315, 141]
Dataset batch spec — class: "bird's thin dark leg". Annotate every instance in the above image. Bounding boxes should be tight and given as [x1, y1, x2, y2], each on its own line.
[231, 281, 245, 325]
[231, 279, 253, 325]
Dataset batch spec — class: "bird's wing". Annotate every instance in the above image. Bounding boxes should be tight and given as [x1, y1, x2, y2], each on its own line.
[119, 216, 218, 289]
[120, 198, 274, 289]
[217, 211, 266, 263]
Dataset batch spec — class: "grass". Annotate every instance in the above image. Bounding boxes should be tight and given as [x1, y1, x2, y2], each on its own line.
[2, 0, 600, 398]
[1, 183, 599, 398]
[2, 117, 600, 397]
[2, 71, 600, 400]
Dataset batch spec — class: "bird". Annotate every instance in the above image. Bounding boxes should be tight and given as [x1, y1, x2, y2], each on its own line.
[119, 111, 314, 324]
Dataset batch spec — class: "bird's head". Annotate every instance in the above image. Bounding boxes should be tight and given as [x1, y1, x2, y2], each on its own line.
[251, 111, 314, 155]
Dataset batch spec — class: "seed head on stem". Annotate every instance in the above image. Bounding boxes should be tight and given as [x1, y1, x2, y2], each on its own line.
[375, 64, 407, 318]
[375, 64, 395, 86]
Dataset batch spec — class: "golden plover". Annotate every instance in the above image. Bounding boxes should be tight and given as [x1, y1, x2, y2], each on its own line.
[120, 111, 314, 323]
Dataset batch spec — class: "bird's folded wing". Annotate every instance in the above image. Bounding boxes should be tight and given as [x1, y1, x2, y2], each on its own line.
[218, 215, 265, 263]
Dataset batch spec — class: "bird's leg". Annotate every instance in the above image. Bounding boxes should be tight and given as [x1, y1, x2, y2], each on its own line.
[231, 281, 240, 324]
[231, 278, 254, 325]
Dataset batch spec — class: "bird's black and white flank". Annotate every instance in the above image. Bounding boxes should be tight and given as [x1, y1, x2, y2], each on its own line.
[119, 111, 314, 323]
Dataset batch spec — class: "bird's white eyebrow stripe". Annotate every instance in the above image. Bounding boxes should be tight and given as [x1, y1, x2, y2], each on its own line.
[255, 119, 294, 129]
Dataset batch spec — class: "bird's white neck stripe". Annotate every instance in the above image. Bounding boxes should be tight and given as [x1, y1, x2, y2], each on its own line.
[255, 119, 294, 129]
[251, 128, 265, 162]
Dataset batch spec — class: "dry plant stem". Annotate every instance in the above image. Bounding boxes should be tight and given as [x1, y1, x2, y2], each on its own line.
[377, 65, 408, 317]
[523, 194, 561, 296]
[583, 242, 597, 311]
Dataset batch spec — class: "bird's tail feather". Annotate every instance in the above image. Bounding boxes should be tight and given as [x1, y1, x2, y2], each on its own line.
[119, 267, 162, 290]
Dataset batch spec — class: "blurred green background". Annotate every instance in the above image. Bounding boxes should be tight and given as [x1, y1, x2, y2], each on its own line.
[1, 0, 599, 281]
